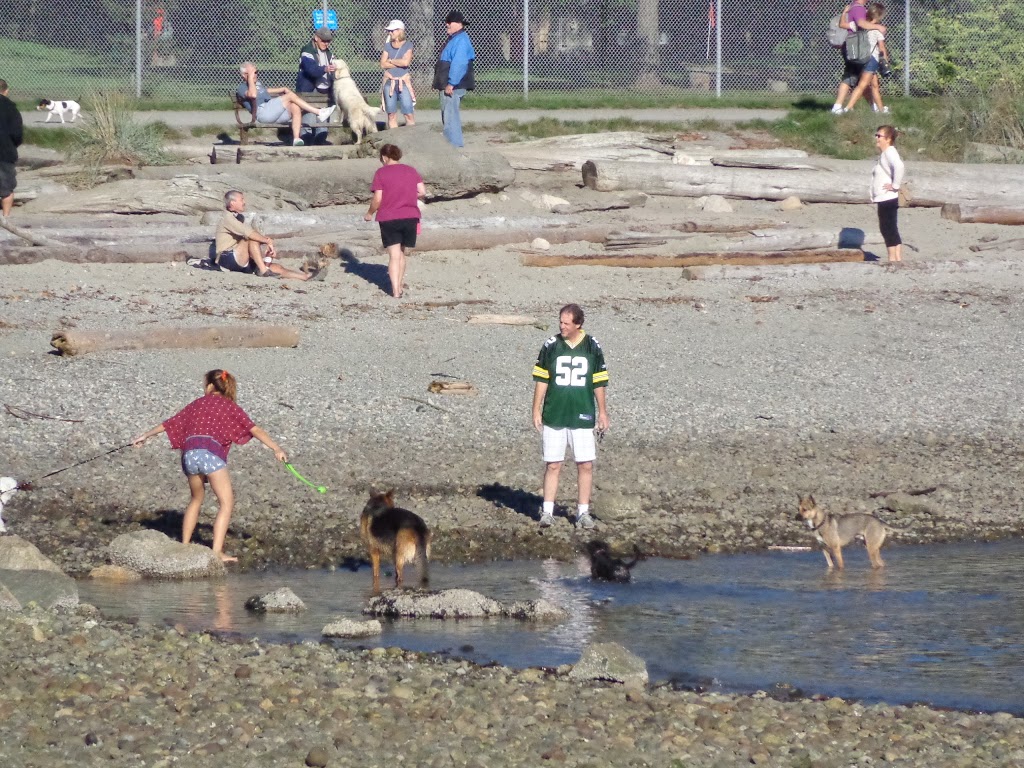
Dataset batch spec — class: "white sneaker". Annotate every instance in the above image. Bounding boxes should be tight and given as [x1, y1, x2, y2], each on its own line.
[317, 105, 337, 122]
[292, 138, 304, 147]
[881, 106, 890, 113]
[575, 512, 595, 530]
[830, 104, 844, 115]
[538, 512, 555, 528]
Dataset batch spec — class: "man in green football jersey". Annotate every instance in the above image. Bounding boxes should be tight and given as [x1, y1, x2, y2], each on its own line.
[531, 303, 609, 530]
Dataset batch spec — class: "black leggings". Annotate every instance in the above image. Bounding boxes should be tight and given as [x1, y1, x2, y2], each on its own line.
[877, 198, 901, 248]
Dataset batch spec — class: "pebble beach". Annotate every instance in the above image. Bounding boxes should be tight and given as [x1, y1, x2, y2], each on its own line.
[3, 152, 1024, 762]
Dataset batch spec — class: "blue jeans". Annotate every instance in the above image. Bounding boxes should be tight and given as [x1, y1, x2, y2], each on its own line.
[440, 88, 466, 148]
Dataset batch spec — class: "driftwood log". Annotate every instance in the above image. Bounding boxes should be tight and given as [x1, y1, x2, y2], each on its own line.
[50, 326, 300, 356]
[22, 175, 309, 215]
[941, 204, 1024, 225]
[0, 216, 58, 246]
[582, 159, 1024, 208]
[416, 226, 610, 252]
[212, 144, 370, 165]
[522, 248, 865, 268]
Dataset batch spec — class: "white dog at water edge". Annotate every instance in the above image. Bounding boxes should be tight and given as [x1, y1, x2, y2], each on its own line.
[331, 59, 380, 143]
[0, 477, 27, 533]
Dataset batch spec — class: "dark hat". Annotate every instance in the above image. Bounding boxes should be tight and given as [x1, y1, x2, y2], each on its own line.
[444, 10, 467, 25]
[314, 27, 333, 42]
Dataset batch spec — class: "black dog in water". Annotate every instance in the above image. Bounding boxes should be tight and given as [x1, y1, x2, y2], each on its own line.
[585, 539, 643, 582]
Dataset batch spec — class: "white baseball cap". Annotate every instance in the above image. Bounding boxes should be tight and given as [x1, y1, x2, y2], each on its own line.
[385, 19, 405, 31]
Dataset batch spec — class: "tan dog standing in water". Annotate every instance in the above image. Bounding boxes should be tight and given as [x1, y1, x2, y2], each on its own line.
[359, 490, 431, 591]
[796, 494, 889, 569]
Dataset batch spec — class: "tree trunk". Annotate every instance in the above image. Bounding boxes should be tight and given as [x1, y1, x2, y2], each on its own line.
[50, 326, 300, 356]
[522, 248, 865, 268]
[583, 159, 1024, 208]
[635, 0, 661, 87]
[406, 0, 436, 92]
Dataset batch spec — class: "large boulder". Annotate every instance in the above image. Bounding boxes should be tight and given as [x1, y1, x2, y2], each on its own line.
[107, 530, 226, 580]
[0, 536, 64, 573]
[568, 642, 649, 689]
[365, 588, 566, 620]
[0, 569, 79, 612]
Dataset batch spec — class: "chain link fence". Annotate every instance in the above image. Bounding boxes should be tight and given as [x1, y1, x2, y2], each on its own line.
[0, 0, 1018, 104]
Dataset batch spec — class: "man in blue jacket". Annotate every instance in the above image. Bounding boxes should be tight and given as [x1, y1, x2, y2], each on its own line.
[433, 10, 475, 148]
[296, 27, 337, 144]
[0, 79, 23, 220]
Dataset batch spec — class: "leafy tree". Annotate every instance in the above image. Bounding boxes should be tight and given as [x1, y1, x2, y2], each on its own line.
[911, 0, 1024, 93]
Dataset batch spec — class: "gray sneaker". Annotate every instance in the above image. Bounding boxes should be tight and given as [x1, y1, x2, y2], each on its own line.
[538, 512, 555, 528]
[575, 512, 595, 530]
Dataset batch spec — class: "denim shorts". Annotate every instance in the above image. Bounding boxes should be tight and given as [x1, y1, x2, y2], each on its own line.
[383, 85, 414, 116]
[181, 449, 227, 476]
[863, 57, 881, 74]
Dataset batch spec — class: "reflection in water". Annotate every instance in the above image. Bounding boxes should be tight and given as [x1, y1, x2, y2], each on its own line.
[530, 557, 595, 653]
[79, 540, 1024, 714]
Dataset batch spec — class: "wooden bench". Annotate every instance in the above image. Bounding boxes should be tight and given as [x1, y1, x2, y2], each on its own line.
[232, 91, 340, 145]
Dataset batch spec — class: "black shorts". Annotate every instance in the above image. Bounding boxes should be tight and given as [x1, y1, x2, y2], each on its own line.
[379, 218, 418, 249]
[841, 60, 863, 88]
[216, 248, 255, 274]
[0, 162, 16, 198]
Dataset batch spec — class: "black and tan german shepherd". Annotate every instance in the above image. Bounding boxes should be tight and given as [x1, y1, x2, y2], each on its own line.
[360, 490, 431, 591]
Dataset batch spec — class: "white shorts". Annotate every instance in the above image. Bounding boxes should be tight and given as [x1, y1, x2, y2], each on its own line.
[542, 426, 597, 463]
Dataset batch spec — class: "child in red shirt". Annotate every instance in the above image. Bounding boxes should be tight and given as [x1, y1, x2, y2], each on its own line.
[132, 369, 286, 562]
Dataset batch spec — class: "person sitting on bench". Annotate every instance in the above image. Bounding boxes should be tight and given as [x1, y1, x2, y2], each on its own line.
[237, 61, 335, 147]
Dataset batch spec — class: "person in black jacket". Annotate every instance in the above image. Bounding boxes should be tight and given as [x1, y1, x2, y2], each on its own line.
[295, 28, 337, 144]
[0, 79, 23, 219]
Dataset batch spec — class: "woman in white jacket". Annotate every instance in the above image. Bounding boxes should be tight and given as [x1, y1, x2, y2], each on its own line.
[872, 125, 903, 262]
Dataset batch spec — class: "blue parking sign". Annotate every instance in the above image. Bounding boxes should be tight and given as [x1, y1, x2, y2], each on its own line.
[311, 9, 339, 30]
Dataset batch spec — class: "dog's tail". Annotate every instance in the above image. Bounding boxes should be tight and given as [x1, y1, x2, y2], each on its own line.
[623, 544, 644, 569]
[875, 511, 912, 532]
[416, 529, 431, 586]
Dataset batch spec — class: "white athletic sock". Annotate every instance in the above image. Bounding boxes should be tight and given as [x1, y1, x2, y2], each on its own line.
[542, 501, 554, 515]
[577, 504, 589, 518]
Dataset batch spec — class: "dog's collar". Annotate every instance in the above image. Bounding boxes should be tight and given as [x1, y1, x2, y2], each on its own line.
[811, 518, 828, 532]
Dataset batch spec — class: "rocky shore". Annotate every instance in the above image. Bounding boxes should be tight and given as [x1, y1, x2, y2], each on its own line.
[2, 607, 1022, 767]
[3, 138, 1024, 760]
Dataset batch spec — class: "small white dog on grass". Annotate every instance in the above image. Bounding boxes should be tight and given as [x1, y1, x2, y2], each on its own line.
[0, 477, 28, 533]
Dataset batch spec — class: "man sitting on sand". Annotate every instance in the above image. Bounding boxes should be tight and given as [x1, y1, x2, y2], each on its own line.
[237, 61, 336, 147]
[214, 190, 322, 281]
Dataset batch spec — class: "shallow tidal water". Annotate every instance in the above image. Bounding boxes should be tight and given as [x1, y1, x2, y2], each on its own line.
[79, 540, 1024, 714]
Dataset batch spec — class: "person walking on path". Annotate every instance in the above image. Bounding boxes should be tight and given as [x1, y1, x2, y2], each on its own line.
[364, 143, 425, 298]
[831, 0, 887, 115]
[872, 125, 903, 262]
[841, 3, 892, 113]
[532, 304, 609, 530]
[0, 79, 23, 220]
[433, 10, 475, 148]
[131, 369, 288, 563]
[380, 19, 417, 129]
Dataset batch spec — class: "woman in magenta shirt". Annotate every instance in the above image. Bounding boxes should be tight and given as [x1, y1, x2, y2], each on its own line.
[364, 143, 426, 298]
